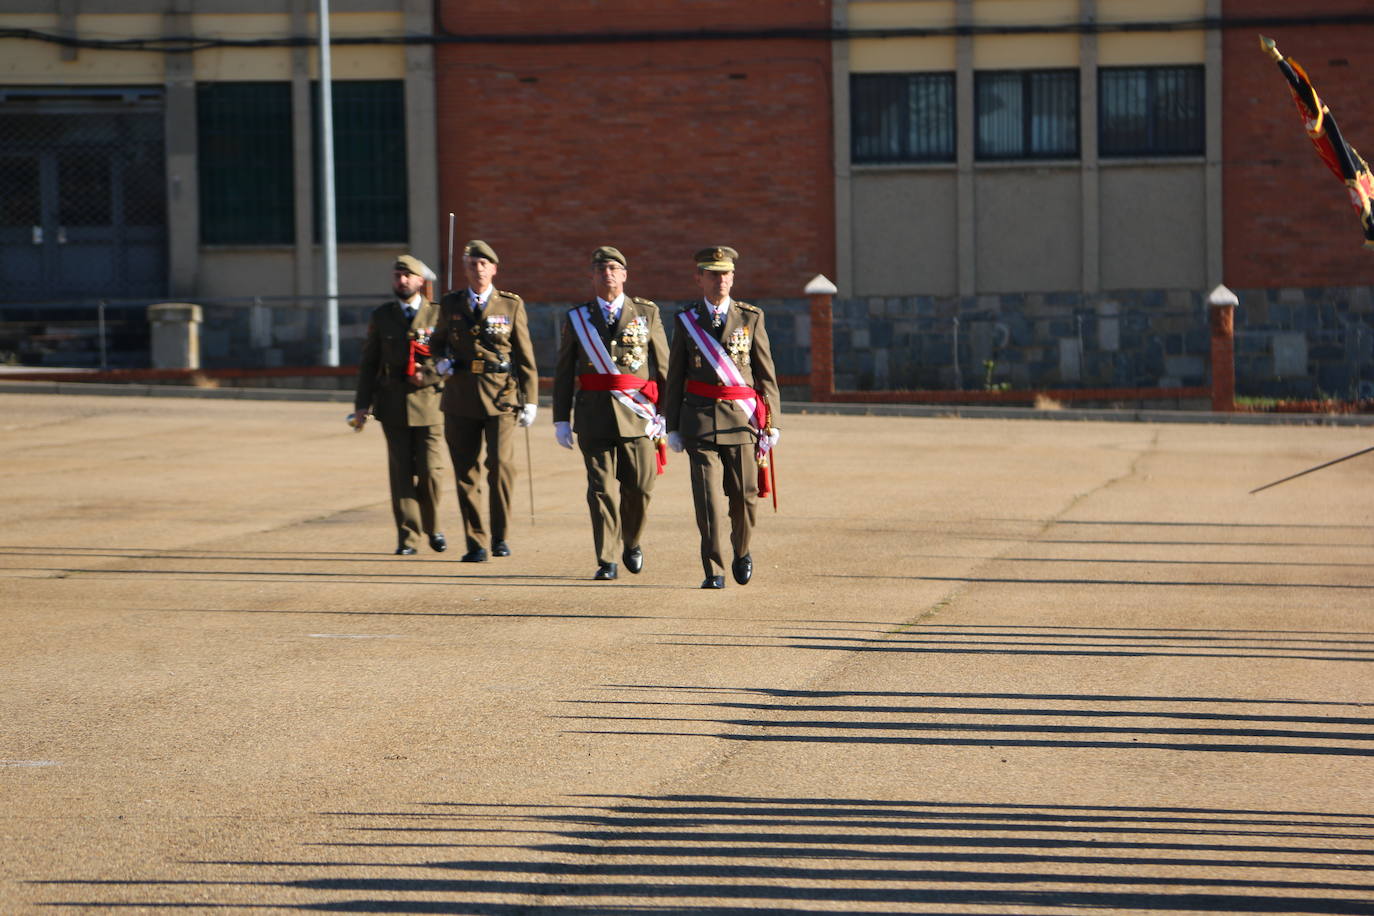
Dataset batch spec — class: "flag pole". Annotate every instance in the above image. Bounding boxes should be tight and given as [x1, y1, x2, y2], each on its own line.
[319, 0, 339, 366]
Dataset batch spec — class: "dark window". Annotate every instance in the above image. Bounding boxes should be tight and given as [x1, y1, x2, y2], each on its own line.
[975, 69, 1079, 160]
[1100, 66, 1204, 157]
[312, 80, 408, 243]
[197, 82, 294, 245]
[851, 72, 955, 164]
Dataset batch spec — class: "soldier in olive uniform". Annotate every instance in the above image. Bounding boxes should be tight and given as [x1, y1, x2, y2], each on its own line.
[664, 247, 781, 589]
[433, 240, 539, 563]
[553, 246, 671, 581]
[353, 254, 447, 555]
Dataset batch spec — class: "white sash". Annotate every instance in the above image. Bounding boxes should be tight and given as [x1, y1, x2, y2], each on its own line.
[571, 305, 664, 438]
[678, 308, 771, 459]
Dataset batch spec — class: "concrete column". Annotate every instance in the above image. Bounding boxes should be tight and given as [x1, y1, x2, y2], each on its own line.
[404, 0, 440, 274]
[1079, 0, 1100, 295]
[148, 303, 203, 370]
[1204, 0, 1225, 289]
[290, 0, 316, 299]
[831, 0, 853, 295]
[1208, 284, 1238, 412]
[164, 1, 199, 299]
[955, 0, 976, 297]
[805, 274, 838, 401]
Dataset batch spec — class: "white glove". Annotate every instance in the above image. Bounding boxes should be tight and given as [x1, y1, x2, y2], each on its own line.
[767, 428, 781, 447]
[667, 431, 684, 453]
[435, 357, 454, 377]
[517, 403, 537, 428]
[554, 421, 574, 449]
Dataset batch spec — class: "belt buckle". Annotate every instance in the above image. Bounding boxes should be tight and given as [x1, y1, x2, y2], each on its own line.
[470, 359, 485, 375]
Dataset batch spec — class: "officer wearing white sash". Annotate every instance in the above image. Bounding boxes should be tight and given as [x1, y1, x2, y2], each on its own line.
[664, 246, 781, 589]
[553, 246, 670, 580]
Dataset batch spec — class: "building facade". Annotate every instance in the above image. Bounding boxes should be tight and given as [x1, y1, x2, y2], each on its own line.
[1, 0, 1371, 395]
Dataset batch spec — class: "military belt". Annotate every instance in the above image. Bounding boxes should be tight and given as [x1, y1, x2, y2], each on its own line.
[465, 358, 511, 375]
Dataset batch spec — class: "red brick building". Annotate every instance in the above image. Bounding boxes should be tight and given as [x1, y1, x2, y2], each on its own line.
[433, 0, 835, 302]
[1223, 0, 1374, 289]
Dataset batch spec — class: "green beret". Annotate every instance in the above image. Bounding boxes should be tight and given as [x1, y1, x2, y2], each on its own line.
[393, 254, 436, 281]
[592, 245, 627, 268]
[463, 239, 499, 263]
[695, 246, 738, 272]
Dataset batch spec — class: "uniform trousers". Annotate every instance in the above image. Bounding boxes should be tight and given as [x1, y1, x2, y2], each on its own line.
[381, 421, 445, 548]
[578, 435, 657, 566]
[686, 438, 757, 578]
[444, 411, 517, 551]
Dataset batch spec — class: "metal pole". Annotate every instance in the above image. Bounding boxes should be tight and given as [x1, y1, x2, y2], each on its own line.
[951, 315, 960, 389]
[97, 300, 107, 370]
[319, 0, 339, 366]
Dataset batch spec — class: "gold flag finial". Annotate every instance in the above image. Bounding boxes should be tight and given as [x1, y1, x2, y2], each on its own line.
[1259, 35, 1282, 62]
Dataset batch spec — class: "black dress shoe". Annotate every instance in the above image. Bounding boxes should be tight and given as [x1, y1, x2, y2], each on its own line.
[732, 554, 753, 586]
[700, 575, 725, 589]
[622, 546, 643, 574]
[491, 541, 511, 558]
[460, 547, 488, 563]
[428, 533, 447, 553]
[594, 562, 618, 581]
[395, 545, 417, 556]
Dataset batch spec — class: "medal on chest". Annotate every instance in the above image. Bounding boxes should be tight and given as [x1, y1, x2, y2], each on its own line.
[727, 326, 751, 368]
[616, 315, 649, 371]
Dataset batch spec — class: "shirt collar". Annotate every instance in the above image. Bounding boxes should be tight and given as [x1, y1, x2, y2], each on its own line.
[469, 287, 493, 307]
[704, 296, 731, 314]
[598, 293, 625, 314]
[398, 292, 423, 311]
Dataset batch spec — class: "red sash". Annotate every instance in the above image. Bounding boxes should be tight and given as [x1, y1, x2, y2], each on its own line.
[407, 340, 431, 377]
[577, 374, 667, 474]
[683, 382, 773, 498]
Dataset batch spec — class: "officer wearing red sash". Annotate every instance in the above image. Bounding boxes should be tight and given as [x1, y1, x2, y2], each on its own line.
[664, 246, 781, 589]
[553, 246, 671, 581]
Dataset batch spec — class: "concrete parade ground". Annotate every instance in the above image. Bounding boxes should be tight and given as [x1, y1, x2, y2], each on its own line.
[2, 390, 1373, 915]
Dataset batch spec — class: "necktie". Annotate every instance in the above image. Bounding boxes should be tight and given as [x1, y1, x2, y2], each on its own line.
[471, 297, 482, 323]
[403, 306, 415, 322]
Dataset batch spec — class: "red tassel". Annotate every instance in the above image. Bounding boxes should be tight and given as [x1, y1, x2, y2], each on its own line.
[757, 464, 770, 498]
[656, 440, 667, 475]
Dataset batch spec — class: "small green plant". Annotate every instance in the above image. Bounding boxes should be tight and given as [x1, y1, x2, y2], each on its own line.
[982, 359, 1010, 392]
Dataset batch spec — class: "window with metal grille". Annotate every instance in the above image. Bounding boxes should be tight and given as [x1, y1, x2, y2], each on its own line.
[851, 72, 955, 164]
[1100, 66, 1204, 157]
[312, 80, 408, 243]
[197, 82, 294, 245]
[975, 69, 1079, 160]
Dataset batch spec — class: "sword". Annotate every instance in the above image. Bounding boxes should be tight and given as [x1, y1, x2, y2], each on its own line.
[1249, 444, 1374, 494]
[524, 416, 536, 525]
[445, 212, 455, 294]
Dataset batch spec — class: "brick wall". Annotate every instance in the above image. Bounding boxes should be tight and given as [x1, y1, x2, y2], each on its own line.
[434, 0, 834, 303]
[1223, 1, 1374, 287]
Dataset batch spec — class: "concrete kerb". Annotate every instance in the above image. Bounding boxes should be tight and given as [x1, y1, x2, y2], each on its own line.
[4, 378, 1374, 426]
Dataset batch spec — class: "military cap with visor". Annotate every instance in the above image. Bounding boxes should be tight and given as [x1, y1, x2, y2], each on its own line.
[393, 254, 436, 281]
[695, 246, 738, 272]
[463, 239, 500, 263]
[591, 245, 627, 268]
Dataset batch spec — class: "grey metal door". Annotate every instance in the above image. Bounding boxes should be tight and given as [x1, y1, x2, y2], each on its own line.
[0, 92, 167, 304]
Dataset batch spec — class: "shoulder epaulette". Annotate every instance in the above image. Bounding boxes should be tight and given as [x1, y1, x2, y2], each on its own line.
[631, 296, 657, 308]
[735, 301, 758, 313]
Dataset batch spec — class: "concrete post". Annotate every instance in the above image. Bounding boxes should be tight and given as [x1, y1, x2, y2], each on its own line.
[1207, 284, 1239, 412]
[148, 303, 203, 370]
[805, 274, 838, 402]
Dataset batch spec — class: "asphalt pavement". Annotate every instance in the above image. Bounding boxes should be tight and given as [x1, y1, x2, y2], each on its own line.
[2, 391, 1372, 914]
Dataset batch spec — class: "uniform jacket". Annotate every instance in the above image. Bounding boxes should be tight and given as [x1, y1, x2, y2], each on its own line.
[664, 299, 781, 446]
[433, 288, 539, 419]
[354, 298, 443, 427]
[553, 297, 670, 440]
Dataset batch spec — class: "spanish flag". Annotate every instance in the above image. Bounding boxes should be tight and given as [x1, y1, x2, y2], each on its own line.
[1262, 35, 1374, 248]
